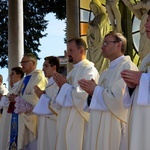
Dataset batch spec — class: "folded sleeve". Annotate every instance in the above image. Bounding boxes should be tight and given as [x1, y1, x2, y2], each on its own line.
[55, 83, 74, 107]
[137, 73, 150, 105]
[89, 86, 108, 111]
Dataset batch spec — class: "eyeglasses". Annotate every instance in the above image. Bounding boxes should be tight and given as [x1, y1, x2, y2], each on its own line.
[102, 41, 120, 47]
[20, 60, 33, 64]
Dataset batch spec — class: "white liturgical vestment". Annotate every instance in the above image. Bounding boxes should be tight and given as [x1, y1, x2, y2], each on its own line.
[33, 77, 59, 150]
[124, 53, 150, 150]
[55, 59, 99, 150]
[85, 56, 138, 150]
[17, 70, 47, 149]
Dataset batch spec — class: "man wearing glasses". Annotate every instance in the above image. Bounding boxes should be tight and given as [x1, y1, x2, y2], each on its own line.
[78, 32, 138, 150]
[13, 53, 47, 150]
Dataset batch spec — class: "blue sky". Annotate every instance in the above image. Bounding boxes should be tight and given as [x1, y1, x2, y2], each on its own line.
[1, 13, 66, 87]
[37, 13, 66, 68]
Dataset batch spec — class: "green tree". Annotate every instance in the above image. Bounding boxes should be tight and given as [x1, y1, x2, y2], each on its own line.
[0, 0, 66, 68]
[0, 0, 8, 68]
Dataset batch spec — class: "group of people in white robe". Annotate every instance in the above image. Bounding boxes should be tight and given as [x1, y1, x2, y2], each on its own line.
[0, 26, 150, 150]
[0, 10, 150, 150]
[0, 53, 47, 150]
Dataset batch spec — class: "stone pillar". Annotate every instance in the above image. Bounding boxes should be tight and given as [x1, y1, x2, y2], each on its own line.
[66, 0, 80, 72]
[8, 0, 24, 72]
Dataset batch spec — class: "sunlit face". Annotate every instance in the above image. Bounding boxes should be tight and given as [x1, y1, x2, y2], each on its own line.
[67, 41, 82, 64]
[145, 15, 150, 39]
[101, 35, 121, 61]
[42, 60, 54, 78]
[20, 56, 36, 74]
[9, 70, 20, 85]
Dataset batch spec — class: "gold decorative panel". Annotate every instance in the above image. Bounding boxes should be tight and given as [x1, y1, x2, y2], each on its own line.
[80, 0, 90, 9]
[80, 23, 88, 36]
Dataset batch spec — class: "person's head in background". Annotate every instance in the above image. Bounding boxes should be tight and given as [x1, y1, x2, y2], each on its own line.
[101, 32, 127, 62]
[145, 10, 150, 39]
[0, 75, 3, 86]
[20, 53, 37, 75]
[43, 56, 60, 79]
[9, 67, 24, 87]
[67, 37, 87, 64]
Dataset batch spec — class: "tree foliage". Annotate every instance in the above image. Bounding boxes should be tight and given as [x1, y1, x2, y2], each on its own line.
[0, 0, 66, 68]
[0, 0, 8, 68]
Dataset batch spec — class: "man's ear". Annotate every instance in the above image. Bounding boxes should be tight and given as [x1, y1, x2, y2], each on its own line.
[80, 47, 85, 55]
[52, 65, 56, 71]
[117, 41, 122, 49]
[32, 60, 36, 66]
[18, 74, 21, 80]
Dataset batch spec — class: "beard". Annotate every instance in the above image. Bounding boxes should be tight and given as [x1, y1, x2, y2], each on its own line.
[68, 56, 73, 63]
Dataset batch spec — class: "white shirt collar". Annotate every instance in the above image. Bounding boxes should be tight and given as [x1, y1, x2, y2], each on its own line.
[47, 77, 54, 86]
[13, 80, 21, 87]
[25, 69, 36, 76]
[73, 59, 86, 68]
[109, 55, 125, 69]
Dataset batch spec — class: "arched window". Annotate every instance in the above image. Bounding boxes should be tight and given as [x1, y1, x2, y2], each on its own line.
[132, 15, 141, 65]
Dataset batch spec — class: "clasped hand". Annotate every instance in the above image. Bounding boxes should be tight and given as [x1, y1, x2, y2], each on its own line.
[34, 85, 44, 98]
[78, 79, 97, 96]
[53, 72, 67, 88]
[8, 93, 17, 102]
[121, 69, 143, 88]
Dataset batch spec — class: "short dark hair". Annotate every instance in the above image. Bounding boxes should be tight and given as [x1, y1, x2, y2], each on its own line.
[11, 67, 24, 79]
[105, 32, 127, 54]
[44, 56, 60, 72]
[67, 37, 87, 51]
